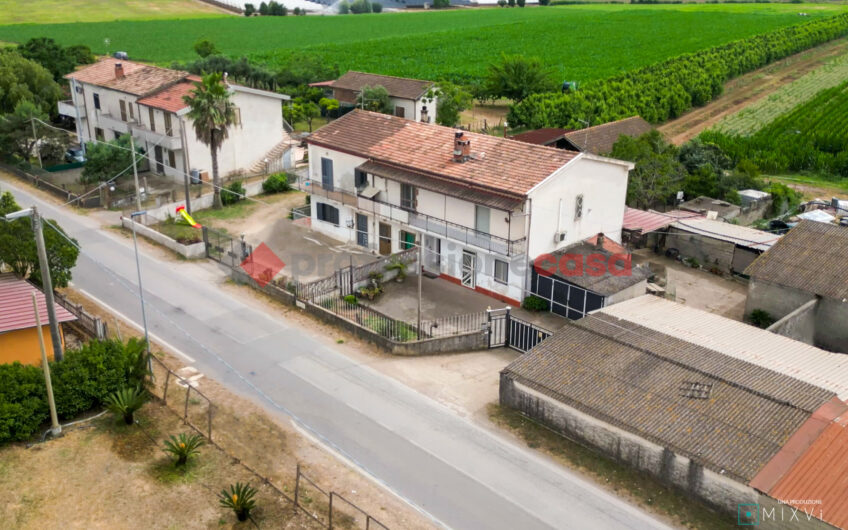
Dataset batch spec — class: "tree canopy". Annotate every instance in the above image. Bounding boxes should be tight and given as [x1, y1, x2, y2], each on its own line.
[0, 100, 68, 165]
[193, 38, 219, 58]
[17, 37, 95, 84]
[81, 134, 136, 184]
[356, 85, 393, 114]
[484, 54, 554, 103]
[0, 51, 62, 115]
[610, 131, 686, 210]
[427, 82, 472, 127]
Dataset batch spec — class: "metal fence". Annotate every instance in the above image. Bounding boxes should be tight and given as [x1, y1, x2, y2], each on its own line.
[203, 226, 251, 269]
[421, 311, 489, 338]
[296, 464, 389, 530]
[1, 162, 101, 208]
[316, 295, 421, 342]
[53, 291, 108, 339]
[148, 354, 214, 440]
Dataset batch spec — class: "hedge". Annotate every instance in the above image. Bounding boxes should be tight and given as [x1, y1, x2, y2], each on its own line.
[0, 338, 148, 443]
[508, 13, 848, 129]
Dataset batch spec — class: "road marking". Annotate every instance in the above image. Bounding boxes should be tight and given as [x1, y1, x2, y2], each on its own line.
[72, 286, 197, 363]
[303, 236, 324, 246]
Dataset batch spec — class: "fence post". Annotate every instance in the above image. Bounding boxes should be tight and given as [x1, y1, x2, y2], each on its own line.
[329, 492, 334, 529]
[504, 306, 511, 348]
[162, 370, 171, 403]
[184, 384, 191, 421]
[486, 308, 492, 348]
[207, 403, 213, 441]
[294, 463, 300, 507]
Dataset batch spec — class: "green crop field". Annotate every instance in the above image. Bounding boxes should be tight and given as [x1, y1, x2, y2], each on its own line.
[716, 39, 848, 136]
[0, 4, 844, 83]
[0, 0, 222, 25]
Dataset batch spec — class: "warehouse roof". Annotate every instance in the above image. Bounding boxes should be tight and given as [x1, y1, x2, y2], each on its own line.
[502, 313, 834, 482]
[599, 295, 848, 400]
[0, 274, 76, 334]
[307, 110, 587, 198]
[622, 207, 701, 234]
[671, 217, 780, 252]
[330, 71, 433, 100]
[745, 220, 848, 300]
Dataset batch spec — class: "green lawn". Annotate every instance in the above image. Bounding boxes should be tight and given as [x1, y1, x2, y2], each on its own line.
[0, 4, 844, 83]
[0, 0, 224, 25]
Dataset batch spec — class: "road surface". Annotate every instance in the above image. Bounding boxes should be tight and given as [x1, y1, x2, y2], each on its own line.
[2, 177, 672, 530]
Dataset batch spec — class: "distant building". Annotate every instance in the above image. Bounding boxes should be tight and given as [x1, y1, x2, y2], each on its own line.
[60, 57, 290, 181]
[0, 274, 76, 365]
[621, 207, 702, 248]
[314, 71, 436, 124]
[501, 295, 848, 524]
[512, 116, 652, 155]
[745, 220, 848, 353]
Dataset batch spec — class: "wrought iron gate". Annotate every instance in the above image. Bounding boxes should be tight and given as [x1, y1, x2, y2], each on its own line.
[488, 308, 552, 353]
[203, 226, 251, 269]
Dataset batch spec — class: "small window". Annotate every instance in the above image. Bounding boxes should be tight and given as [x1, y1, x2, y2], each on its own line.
[394, 106, 405, 118]
[149, 107, 156, 132]
[119, 100, 127, 121]
[475, 205, 490, 233]
[354, 169, 368, 189]
[168, 150, 176, 168]
[400, 183, 415, 210]
[575, 194, 584, 220]
[164, 113, 173, 136]
[94, 127, 104, 141]
[320, 157, 333, 191]
[93, 93, 101, 110]
[494, 259, 509, 284]
[129, 103, 135, 121]
[316, 203, 339, 226]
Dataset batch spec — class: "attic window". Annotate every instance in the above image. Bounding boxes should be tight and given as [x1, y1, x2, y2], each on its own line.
[679, 381, 712, 399]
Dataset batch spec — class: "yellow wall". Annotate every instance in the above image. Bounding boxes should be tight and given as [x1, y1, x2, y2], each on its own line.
[0, 325, 64, 365]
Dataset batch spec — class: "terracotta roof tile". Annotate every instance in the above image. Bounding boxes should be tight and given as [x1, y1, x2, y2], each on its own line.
[564, 116, 653, 155]
[137, 75, 202, 113]
[623, 207, 702, 233]
[0, 274, 76, 334]
[330, 71, 433, 100]
[308, 110, 578, 198]
[66, 57, 187, 96]
[510, 128, 574, 147]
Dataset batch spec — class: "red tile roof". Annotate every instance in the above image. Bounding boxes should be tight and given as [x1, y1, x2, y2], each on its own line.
[623, 207, 702, 233]
[510, 128, 574, 147]
[0, 274, 76, 334]
[307, 110, 579, 198]
[66, 57, 187, 96]
[330, 71, 433, 100]
[137, 75, 202, 113]
[564, 116, 653, 155]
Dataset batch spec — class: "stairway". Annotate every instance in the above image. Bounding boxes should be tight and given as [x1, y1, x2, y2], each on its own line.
[246, 132, 293, 175]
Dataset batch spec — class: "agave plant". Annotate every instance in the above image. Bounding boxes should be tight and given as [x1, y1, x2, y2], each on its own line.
[163, 433, 205, 466]
[219, 482, 257, 522]
[104, 386, 147, 425]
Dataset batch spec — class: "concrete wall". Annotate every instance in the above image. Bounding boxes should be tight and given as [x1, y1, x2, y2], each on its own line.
[767, 299, 817, 346]
[604, 279, 648, 306]
[0, 325, 63, 365]
[141, 180, 263, 221]
[527, 155, 630, 259]
[665, 226, 736, 272]
[499, 376, 758, 514]
[813, 296, 848, 353]
[746, 279, 817, 324]
[121, 216, 206, 259]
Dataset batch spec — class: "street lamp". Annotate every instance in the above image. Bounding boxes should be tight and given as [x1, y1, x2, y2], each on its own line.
[129, 211, 151, 366]
[5, 206, 64, 361]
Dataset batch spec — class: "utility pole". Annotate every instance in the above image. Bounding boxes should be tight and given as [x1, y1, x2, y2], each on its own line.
[31, 116, 43, 169]
[129, 133, 142, 211]
[31, 207, 63, 361]
[130, 210, 152, 370]
[417, 243, 422, 339]
[33, 292, 61, 437]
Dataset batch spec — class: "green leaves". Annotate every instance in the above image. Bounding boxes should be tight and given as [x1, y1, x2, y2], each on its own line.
[104, 386, 147, 425]
[163, 432, 205, 466]
[219, 482, 258, 522]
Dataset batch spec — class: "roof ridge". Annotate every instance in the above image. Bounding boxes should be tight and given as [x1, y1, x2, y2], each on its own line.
[343, 70, 433, 85]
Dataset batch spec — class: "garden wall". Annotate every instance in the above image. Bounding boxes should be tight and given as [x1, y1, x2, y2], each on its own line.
[140, 180, 264, 222]
[121, 216, 206, 259]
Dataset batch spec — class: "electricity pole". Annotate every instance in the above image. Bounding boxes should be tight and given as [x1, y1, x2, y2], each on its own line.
[32, 207, 63, 361]
[129, 132, 142, 211]
[33, 292, 61, 437]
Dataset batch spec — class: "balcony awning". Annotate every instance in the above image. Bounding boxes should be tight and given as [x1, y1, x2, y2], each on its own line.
[357, 161, 525, 212]
[359, 185, 380, 199]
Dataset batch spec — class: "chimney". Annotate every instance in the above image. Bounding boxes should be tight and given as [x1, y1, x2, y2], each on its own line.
[596, 233, 605, 250]
[114, 62, 124, 79]
[454, 131, 470, 163]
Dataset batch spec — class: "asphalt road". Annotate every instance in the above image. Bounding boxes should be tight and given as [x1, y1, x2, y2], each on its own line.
[3, 178, 672, 530]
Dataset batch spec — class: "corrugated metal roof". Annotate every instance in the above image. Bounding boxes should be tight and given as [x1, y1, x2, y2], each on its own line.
[0, 274, 76, 333]
[599, 295, 848, 400]
[745, 220, 848, 300]
[671, 217, 781, 251]
[623, 207, 701, 233]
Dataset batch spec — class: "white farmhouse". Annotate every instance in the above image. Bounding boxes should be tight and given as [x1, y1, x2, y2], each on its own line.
[305, 110, 635, 308]
[314, 71, 436, 124]
[59, 57, 290, 182]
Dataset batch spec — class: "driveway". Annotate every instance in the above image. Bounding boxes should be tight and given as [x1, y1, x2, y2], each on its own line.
[2, 175, 671, 530]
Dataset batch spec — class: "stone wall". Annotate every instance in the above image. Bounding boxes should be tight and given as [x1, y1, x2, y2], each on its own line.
[499, 375, 758, 513]
[665, 226, 736, 272]
[814, 297, 848, 353]
[121, 216, 206, 259]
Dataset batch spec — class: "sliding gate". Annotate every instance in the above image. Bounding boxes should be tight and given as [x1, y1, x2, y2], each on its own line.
[488, 308, 552, 353]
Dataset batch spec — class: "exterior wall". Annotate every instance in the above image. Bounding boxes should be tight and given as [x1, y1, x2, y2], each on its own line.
[813, 297, 848, 353]
[604, 278, 648, 306]
[766, 299, 817, 346]
[121, 216, 206, 259]
[0, 325, 62, 365]
[527, 155, 629, 259]
[746, 279, 817, 323]
[664, 227, 736, 272]
[500, 375, 758, 514]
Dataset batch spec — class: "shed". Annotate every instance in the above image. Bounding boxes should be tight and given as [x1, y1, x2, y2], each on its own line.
[662, 218, 780, 274]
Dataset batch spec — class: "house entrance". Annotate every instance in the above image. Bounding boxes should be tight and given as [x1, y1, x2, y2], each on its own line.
[423, 235, 441, 274]
[356, 213, 368, 247]
[461, 250, 476, 288]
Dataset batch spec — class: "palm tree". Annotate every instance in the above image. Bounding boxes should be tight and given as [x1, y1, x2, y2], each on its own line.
[183, 72, 237, 209]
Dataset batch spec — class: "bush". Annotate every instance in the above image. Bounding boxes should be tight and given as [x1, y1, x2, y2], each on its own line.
[0, 363, 48, 443]
[244, 3, 256, 16]
[258, 1, 269, 15]
[221, 180, 246, 206]
[748, 309, 775, 329]
[338, 0, 350, 13]
[219, 483, 258, 522]
[164, 432, 205, 466]
[104, 386, 147, 425]
[372, 2, 383, 12]
[343, 294, 358, 306]
[497, 0, 506, 6]
[433, 0, 450, 7]
[539, 0, 550, 4]
[350, 0, 371, 13]
[262, 172, 292, 194]
[517, 0, 525, 6]
[522, 295, 549, 312]
[507, 0, 516, 6]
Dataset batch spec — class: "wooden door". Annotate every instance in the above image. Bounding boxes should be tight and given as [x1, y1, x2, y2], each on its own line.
[378, 223, 391, 255]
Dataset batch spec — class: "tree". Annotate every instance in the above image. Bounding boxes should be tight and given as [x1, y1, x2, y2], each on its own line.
[426, 82, 472, 127]
[0, 52, 62, 115]
[319, 97, 340, 118]
[356, 85, 392, 114]
[17, 38, 95, 84]
[538, 0, 550, 4]
[517, 0, 525, 6]
[497, 0, 506, 6]
[80, 134, 136, 184]
[183, 73, 237, 209]
[507, 0, 515, 6]
[193, 39, 219, 58]
[283, 102, 304, 127]
[338, 0, 350, 14]
[300, 101, 321, 132]
[484, 54, 554, 103]
[433, 0, 450, 7]
[244, 3, 256, 15]
[610, 131, 687, 210]
[372, 2, 383, 12]
[350, 0, 372, 13]
[0, 190, 79, 288]
[64, 45, 95, 68]
[0, 101, 67, 163]
[259, 1, 269, 15]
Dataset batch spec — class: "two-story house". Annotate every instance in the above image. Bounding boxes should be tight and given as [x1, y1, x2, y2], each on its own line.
[60, 57, 290, 182]
[305, 110, 634, 308]
[313, 71, 436, 124]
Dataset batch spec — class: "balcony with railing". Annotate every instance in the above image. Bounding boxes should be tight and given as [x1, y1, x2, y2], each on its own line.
[305, 179, 359, 207]
[58, 99, 84, 119]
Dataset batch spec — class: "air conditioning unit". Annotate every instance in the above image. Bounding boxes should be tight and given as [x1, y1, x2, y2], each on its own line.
[553, 231, 567, 244]
[345, 218, 355, 229]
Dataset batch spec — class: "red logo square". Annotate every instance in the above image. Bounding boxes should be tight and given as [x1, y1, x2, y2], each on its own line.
[240, 243, 285, 287]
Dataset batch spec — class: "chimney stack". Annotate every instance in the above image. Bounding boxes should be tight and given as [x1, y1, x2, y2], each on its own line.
[453, 131, 470, 163]
[596, 233, 605, 250]
[114, 62, 124, 79]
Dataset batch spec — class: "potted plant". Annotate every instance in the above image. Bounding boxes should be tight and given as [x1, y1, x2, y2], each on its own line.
[384, 259, 408, 282]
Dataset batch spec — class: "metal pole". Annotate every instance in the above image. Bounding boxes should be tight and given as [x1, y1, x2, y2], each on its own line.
[417, 243, 422, 340]
[33, 293, 60, 437]
[130, 133, 142, 211]
[130, 211, 151, 369]
[31, 207, 63, 361]
[31, 116, 43, 168]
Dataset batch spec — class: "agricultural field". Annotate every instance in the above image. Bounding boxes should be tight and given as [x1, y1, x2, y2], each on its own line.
[0, 0, 223, 25]
[715, 45, 848, 135]
[0, 4, 844, 83]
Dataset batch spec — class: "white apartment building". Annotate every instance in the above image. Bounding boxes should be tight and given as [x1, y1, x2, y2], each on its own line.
[315, 71, 437, 124]
[60, 57, 290, 182]
[305, 110, 634, 307]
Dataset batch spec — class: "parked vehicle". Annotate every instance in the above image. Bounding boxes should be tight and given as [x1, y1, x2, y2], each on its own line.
[64, 147, 85, 163]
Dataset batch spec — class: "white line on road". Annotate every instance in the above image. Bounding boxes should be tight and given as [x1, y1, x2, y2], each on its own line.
[72, 286, 197, 363]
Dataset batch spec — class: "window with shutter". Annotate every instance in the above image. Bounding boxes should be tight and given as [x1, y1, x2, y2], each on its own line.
[164, 113, 173, 136]
[149, 108, 156, 132]
[119, 100, 127, 122]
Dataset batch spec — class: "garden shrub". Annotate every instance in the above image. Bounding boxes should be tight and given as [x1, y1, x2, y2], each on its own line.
[522, 295, 549, 312]
[372, 2, 383, 12]
[350, 0, 372, 13]
[338, 1, 350, 14]
[0, 363, 48, 442]
[221, 180, 246, 206]
[343, 294, 358, 305]
[433, 0, 450, 8]
[262, 172, 292, 194]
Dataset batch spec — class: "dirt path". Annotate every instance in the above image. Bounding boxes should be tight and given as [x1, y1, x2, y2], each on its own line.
[658, 37, 848, 145]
